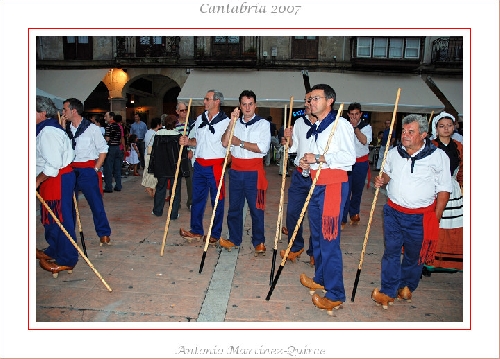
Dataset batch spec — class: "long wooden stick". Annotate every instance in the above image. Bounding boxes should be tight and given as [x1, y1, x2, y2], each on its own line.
[267, 103, 344, 300]
[270, 98, 293, 285]
[198, 115, 237, 273]
[36, 191, 112, 292]
[160, 99, 192, 256]
[73, 193, 88, 257]
[427, 110, 434, 126]
[351, 88, 401, 302]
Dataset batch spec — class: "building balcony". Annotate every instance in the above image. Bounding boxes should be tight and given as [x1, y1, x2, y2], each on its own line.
[431, 37, 463, 67]
[115, 36, 180, 66]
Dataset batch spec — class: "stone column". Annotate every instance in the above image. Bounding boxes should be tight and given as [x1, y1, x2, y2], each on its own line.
[109, 97, 127, 119]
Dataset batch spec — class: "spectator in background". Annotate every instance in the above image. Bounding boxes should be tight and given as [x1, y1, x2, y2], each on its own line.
[264, 116, 279, 166]
[369, 130, 383, 165]
[452, 120, 463, 143]
[126, 133, 140, 176]
[376, 119, 396, 170]
[149, 115, 187, 219]
[103, 111, 123, 193]
[176, 101, 194, 210]
[99, 117, 106, 135]
[114, 114, 126, 156]
[142, 117, 162, 197]
[131, 113, 147, 170]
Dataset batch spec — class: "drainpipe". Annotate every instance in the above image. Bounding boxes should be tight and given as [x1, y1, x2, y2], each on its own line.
[342, 36, 346, 61]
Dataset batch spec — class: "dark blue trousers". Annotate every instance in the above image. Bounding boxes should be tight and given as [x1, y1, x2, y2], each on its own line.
[227, 169, 265, 247]
[308, 181, 348, 302]
[286, 168, 313, 255]
[153, 176, 181, 218]
[190, 161, 225, 239]
[103, 145, 122, 191]
[342, 160, 369, 222]
[74, 167, 111, 237]
[380, 204, 425, 298]
[42, 170, 79, 267]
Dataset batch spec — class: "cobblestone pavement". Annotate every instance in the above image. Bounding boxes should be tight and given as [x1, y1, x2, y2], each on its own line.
[33, 166, 465, 326]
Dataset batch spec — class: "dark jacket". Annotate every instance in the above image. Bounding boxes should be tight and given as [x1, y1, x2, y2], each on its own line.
[148, 129, 189, 178]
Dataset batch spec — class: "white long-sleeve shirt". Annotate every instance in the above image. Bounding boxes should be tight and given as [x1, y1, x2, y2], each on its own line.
[354, 122, 372, 158]
[36, 126, 75, 177]
[308, 116, 356, 172]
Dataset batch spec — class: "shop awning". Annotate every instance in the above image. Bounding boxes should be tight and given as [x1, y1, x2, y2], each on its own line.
[308, 72, 444, 114]
[179, 70, 445, 114]
[427, 76, 463, 118]
[35, 88, 65, 110]
[178, 70, 307, 108]
[36, 69, 109, 103]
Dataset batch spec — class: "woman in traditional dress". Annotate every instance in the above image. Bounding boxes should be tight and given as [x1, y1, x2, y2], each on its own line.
[426, 112, 464, 272]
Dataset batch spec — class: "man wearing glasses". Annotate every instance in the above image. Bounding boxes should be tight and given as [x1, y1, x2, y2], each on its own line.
[175, 101, 193, 210]
[220, 90, 271, 256]
[179, 90, 230, 245]
[298, 84, 355, 315]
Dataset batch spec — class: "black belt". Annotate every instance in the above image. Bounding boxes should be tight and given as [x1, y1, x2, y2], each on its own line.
[108, 144, 120, 146]
[137, 139, 144, 141]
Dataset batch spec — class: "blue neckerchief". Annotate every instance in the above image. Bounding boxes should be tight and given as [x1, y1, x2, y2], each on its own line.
[187, 118, 196, 135]
[303, 115, 313, 128]
[65, 118, 91, 150]
[306, 111, 335, 140]
[36, 117, 63, 136]
[355, 119, 368, 130]
[397, 138, 437, 173]
[198, 111, 228, 134]
[239, 114, 262, 127]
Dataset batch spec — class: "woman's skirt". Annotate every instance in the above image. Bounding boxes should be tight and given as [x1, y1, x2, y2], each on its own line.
[430, 178, 463, 270]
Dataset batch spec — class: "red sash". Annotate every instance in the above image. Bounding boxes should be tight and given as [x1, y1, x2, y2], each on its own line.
[387, 198, 439, 265]
[310, 168, 348, 241]
[231, 158, 268, 209]
[196, 158, 226, 199]
[39, 165, 72, 225]
[356, 154, 371, 188]
[71, 160, 103, 195]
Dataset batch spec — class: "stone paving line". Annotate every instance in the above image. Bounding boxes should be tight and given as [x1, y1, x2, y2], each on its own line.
[34, 165, 465, 325]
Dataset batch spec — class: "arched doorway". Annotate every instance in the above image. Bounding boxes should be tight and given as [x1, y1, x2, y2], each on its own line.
[163, 86, 181, 116]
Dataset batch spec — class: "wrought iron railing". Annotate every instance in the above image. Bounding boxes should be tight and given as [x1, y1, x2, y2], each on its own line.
[432, 37, 463, 63]
[116, 36, 180, 58]
[194, 36, 258, 60]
